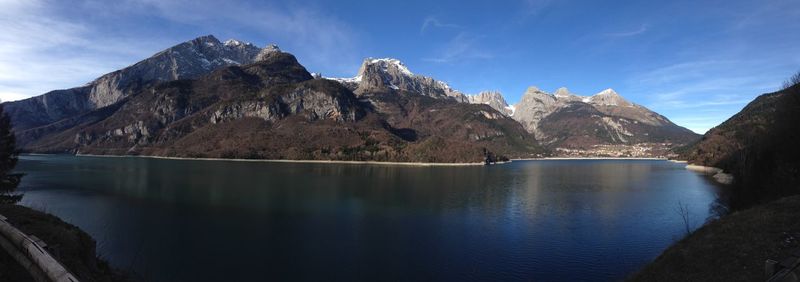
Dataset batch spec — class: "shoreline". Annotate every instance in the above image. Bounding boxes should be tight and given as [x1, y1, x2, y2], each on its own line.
[26, 153, 679, 165]
[513, 157, 668, 161]
[72, 153, 488, 166]
[684, 164, 734, 185]
[685, 164, 724, 174]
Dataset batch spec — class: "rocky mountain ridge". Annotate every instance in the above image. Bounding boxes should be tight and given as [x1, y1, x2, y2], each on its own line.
[3, 35, 268, 130]
[467, 91, 515, 116]
[328, 58, 469, 102]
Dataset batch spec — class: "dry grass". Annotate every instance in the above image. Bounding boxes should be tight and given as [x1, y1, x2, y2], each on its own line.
[629, 195, 800, 281]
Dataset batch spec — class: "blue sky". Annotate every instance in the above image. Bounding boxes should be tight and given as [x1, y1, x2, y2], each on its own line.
[1, 0, 798, 133]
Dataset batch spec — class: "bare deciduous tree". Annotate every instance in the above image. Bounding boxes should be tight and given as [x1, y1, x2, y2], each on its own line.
[783, 71, 800, 90]
[676, 201, 692, 236]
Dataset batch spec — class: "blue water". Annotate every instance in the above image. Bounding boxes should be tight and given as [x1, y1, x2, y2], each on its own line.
[15, 155, 722, 281]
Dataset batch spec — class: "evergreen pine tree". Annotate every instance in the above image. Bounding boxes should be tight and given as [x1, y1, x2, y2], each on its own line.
[0, 103, 23, 204]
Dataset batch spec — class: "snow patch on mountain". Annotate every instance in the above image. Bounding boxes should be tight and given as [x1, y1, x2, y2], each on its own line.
[368, 58, 414, 76]
[506, 105, 516, 116]
[327, 74, 363, 84]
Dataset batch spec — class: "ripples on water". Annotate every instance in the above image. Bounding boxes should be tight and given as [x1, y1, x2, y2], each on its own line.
[16, 155, 724, 281]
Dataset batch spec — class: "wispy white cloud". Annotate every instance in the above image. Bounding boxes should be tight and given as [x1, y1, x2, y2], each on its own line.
[420, 16, 460, 34]
[627, 59, 794, 133]
[732, 0, 800, 30]
[124, 0, 361, 76]
[0, 0, 362, 102]
[0, 0, 167, 102]
[604, 24, 649, 37]
[423, 32, 493, 63]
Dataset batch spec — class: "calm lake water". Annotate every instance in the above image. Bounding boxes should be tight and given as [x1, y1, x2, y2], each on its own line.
[15, 155, 723, 281]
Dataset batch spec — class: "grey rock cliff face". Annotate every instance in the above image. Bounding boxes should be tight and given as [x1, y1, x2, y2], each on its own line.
[512, 86, 560, 137]
[2, 87, 94, 130]
[210, 81, 362, 125]
[254, 44, 282, 62]
[467, 91, 513, 116]
[4, 35, 267, 130]
[329, 58, 468, 102]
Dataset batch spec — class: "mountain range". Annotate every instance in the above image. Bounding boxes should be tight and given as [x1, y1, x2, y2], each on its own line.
[328, 55, 699, 156]
[3, 35, 701, 162]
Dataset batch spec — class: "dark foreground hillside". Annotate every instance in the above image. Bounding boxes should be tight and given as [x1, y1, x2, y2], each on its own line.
[0, 204, 130, 281]
[682, 80, 800, 208]
[629, 195, 800, 282]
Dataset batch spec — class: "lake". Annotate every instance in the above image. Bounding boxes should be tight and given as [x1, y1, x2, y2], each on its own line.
[15, 155, 723, 281]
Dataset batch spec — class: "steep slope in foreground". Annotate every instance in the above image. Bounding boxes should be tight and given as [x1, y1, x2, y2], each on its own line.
[0, 204, 130, 281]
[682, 82, 800, 206]
[19, 50, 538, 163]
[512, 87, 699, 156]
[629, 195, 800, 282]
[3, 35, 264, 131]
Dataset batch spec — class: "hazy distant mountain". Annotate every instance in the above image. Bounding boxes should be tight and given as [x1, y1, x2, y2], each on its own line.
[511, 86, 699, 148]
[681, 79, 800, 205]
[18, 44, 540, 163]
[3, 35, 264, 130]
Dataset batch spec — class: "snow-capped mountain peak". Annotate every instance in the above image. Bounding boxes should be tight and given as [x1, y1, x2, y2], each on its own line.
[254, 44, 282, 61]
[362, 58, 414, 76]
[325, 57, 467, 102]
[595, 88, 619, 97]
[590, 88, 632, 107]
[554, 87, 573, 97]
[223, 39, 255, 47]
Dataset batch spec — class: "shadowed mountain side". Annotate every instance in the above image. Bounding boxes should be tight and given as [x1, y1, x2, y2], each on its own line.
[3, 35, 265, 131]
[538, 102, 700, 149]
[681, 79, 800, 208]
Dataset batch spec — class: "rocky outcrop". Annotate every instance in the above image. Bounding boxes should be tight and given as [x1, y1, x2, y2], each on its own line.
[511, 86, 560, 137]
[3, 35, 267, 130]
[210, 80, 363, 124]
[467, 91, 514, 116]
[254, 44, 282, 62]
[328, 58, 468, 102]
